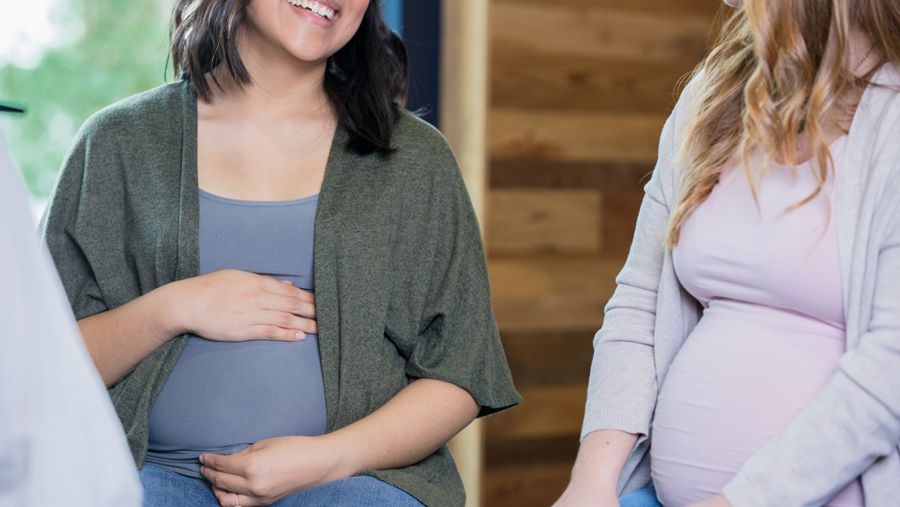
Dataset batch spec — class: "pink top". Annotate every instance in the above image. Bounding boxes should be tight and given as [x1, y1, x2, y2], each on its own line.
[652, 136, 864, 507]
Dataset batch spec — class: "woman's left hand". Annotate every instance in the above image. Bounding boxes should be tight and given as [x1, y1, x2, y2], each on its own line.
[686, 494, 733, 507]
[200, 378, 478, 507]
[200, 435, 346, 507]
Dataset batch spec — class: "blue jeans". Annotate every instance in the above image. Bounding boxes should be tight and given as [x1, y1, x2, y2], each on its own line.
[139, 465, 425, 507]
[619, 487, 663, 507]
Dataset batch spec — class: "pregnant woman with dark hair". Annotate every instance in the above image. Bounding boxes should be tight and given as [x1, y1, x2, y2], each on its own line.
[41, 1, 521, 506]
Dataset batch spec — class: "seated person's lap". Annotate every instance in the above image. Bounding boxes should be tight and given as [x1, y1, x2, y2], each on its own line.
[139, 465, 424, 507]
[619, 487, 663, 507]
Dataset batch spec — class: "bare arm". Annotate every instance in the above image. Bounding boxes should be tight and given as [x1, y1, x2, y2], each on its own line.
[552, 430, 639, 507]
[80, 270, 318, 388]
[78, 281, 183, 388]
[199, 378, 480, 507]
[328, 378, 480, 474]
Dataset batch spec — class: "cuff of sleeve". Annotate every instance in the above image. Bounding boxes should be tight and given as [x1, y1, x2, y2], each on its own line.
[722, 471, 776, 507]
[580, 401, 654, 441]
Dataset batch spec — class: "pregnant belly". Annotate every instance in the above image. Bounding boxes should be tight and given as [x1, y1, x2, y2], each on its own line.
[650, 300, 863, 507]
[148, 335, 327, 452]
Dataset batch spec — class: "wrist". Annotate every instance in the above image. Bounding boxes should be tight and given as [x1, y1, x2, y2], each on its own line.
[145, 280, 188, 343]
[567, 430, 637, 493]
[567, 467, 619, 496]
[318, 431, 364, 483]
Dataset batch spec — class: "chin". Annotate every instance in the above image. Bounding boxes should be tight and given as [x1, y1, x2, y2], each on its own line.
[245, 0, 365, 67]
[283, 36, 337, 64]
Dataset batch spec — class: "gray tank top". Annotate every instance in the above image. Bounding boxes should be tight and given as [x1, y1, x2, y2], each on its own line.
[145, 189, 326, 482]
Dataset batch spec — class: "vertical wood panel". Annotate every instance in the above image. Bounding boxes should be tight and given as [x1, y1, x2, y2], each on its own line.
[442, 0, 489, 225]
[442, 1, 490, 506]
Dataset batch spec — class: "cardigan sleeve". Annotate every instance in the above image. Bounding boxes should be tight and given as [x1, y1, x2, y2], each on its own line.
[723, 120, 900, 507]
[40, 117, 112, 322]
[399, 141, 522, 418]
[581, 91, 685, 439]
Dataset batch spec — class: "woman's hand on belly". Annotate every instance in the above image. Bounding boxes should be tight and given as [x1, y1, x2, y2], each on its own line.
[686, 494, 733, 507]
[199, 378, 479, 506]
[174, 269, 317, 342]
[200, 435, 336, 507]
[78, 270, 317, 388]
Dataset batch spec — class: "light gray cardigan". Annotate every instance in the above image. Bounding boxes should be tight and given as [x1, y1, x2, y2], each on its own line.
[582, 63, 900, 507]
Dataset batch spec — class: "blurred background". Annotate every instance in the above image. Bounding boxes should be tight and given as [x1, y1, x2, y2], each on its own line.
[0, 0, 722, 505]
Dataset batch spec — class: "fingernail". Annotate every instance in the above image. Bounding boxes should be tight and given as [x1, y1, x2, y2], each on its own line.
[199, 455, 205, 464]
[295, 332, 305, 340]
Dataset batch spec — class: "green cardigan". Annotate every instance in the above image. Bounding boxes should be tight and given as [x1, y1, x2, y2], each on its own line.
[42, 81, 522, 507]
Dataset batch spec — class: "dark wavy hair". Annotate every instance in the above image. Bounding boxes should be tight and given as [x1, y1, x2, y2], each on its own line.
[170, 0, 409, 155]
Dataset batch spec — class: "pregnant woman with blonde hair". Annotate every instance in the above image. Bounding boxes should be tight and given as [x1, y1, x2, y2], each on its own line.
[553, 0, 900, 505]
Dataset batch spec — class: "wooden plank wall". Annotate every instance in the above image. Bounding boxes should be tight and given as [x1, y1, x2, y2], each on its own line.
[483, 1, 721, 505]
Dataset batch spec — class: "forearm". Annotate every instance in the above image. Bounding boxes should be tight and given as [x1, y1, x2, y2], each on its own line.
[325, 378, 480, 479]
[569, 430, 639, 494]
[78, 281, 184, 388]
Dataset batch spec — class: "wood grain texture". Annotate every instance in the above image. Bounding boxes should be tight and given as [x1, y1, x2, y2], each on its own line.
[492, 55, 691, 114]
[485, 435, 581, 468]
[489, 109, 668, 162]
[491, 2, 716, 63]
[490, 158, 654, 191]
[489, 255, 624, 332]
[500, 329, 595, 389]
[488, 189, 603, 254]
[482, 2, 723, 504]
[602, 192, 646, 256]
[484, 463, 573, 507]
[495, 0, 725, 17]
[485, 384, 588, 441]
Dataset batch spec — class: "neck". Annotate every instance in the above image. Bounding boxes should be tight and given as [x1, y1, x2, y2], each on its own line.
[206, 29, 334, 124]
[849, 26, 881, 78]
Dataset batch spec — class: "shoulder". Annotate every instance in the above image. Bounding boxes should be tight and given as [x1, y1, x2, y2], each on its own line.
[345, 110, 464, 195]
[76, 81, 188, 144]
[855, 63, 900, 167]
[54, 81, 189, 194]
[869, 63, 900, 131]
[389, 110, 457, 169]
[646, 72, 703, 204]
[672, 71, 704, 136]
[852, 63, 900, 231]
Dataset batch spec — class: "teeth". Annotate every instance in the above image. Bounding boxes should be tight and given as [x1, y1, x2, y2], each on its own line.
[289, 0, 335, 20]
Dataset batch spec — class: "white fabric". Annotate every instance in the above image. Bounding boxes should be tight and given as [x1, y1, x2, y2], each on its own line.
[0, 126, 141, 506]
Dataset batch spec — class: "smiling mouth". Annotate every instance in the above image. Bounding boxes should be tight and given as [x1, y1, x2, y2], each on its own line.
[287, 0, 337, 21]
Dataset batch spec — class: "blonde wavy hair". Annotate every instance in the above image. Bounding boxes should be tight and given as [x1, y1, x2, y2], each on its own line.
[666, 0, 900, 248]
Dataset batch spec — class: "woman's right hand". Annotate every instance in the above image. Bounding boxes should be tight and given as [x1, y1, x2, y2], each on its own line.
[550, 430, 638, 507]
[170, 269, 317, 343]
[78, 269, 317, 387]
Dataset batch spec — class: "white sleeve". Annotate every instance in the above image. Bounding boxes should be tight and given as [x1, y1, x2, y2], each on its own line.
[0, 128, 142, 507]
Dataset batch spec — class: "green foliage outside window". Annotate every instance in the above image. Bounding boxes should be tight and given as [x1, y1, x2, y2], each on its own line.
[0, 0, 171, 197]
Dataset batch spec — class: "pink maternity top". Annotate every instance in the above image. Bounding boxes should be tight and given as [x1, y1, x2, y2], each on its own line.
[652, 136, 865, 507]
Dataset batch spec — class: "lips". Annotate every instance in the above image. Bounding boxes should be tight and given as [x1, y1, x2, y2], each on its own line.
[286, 0, 339, 21]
